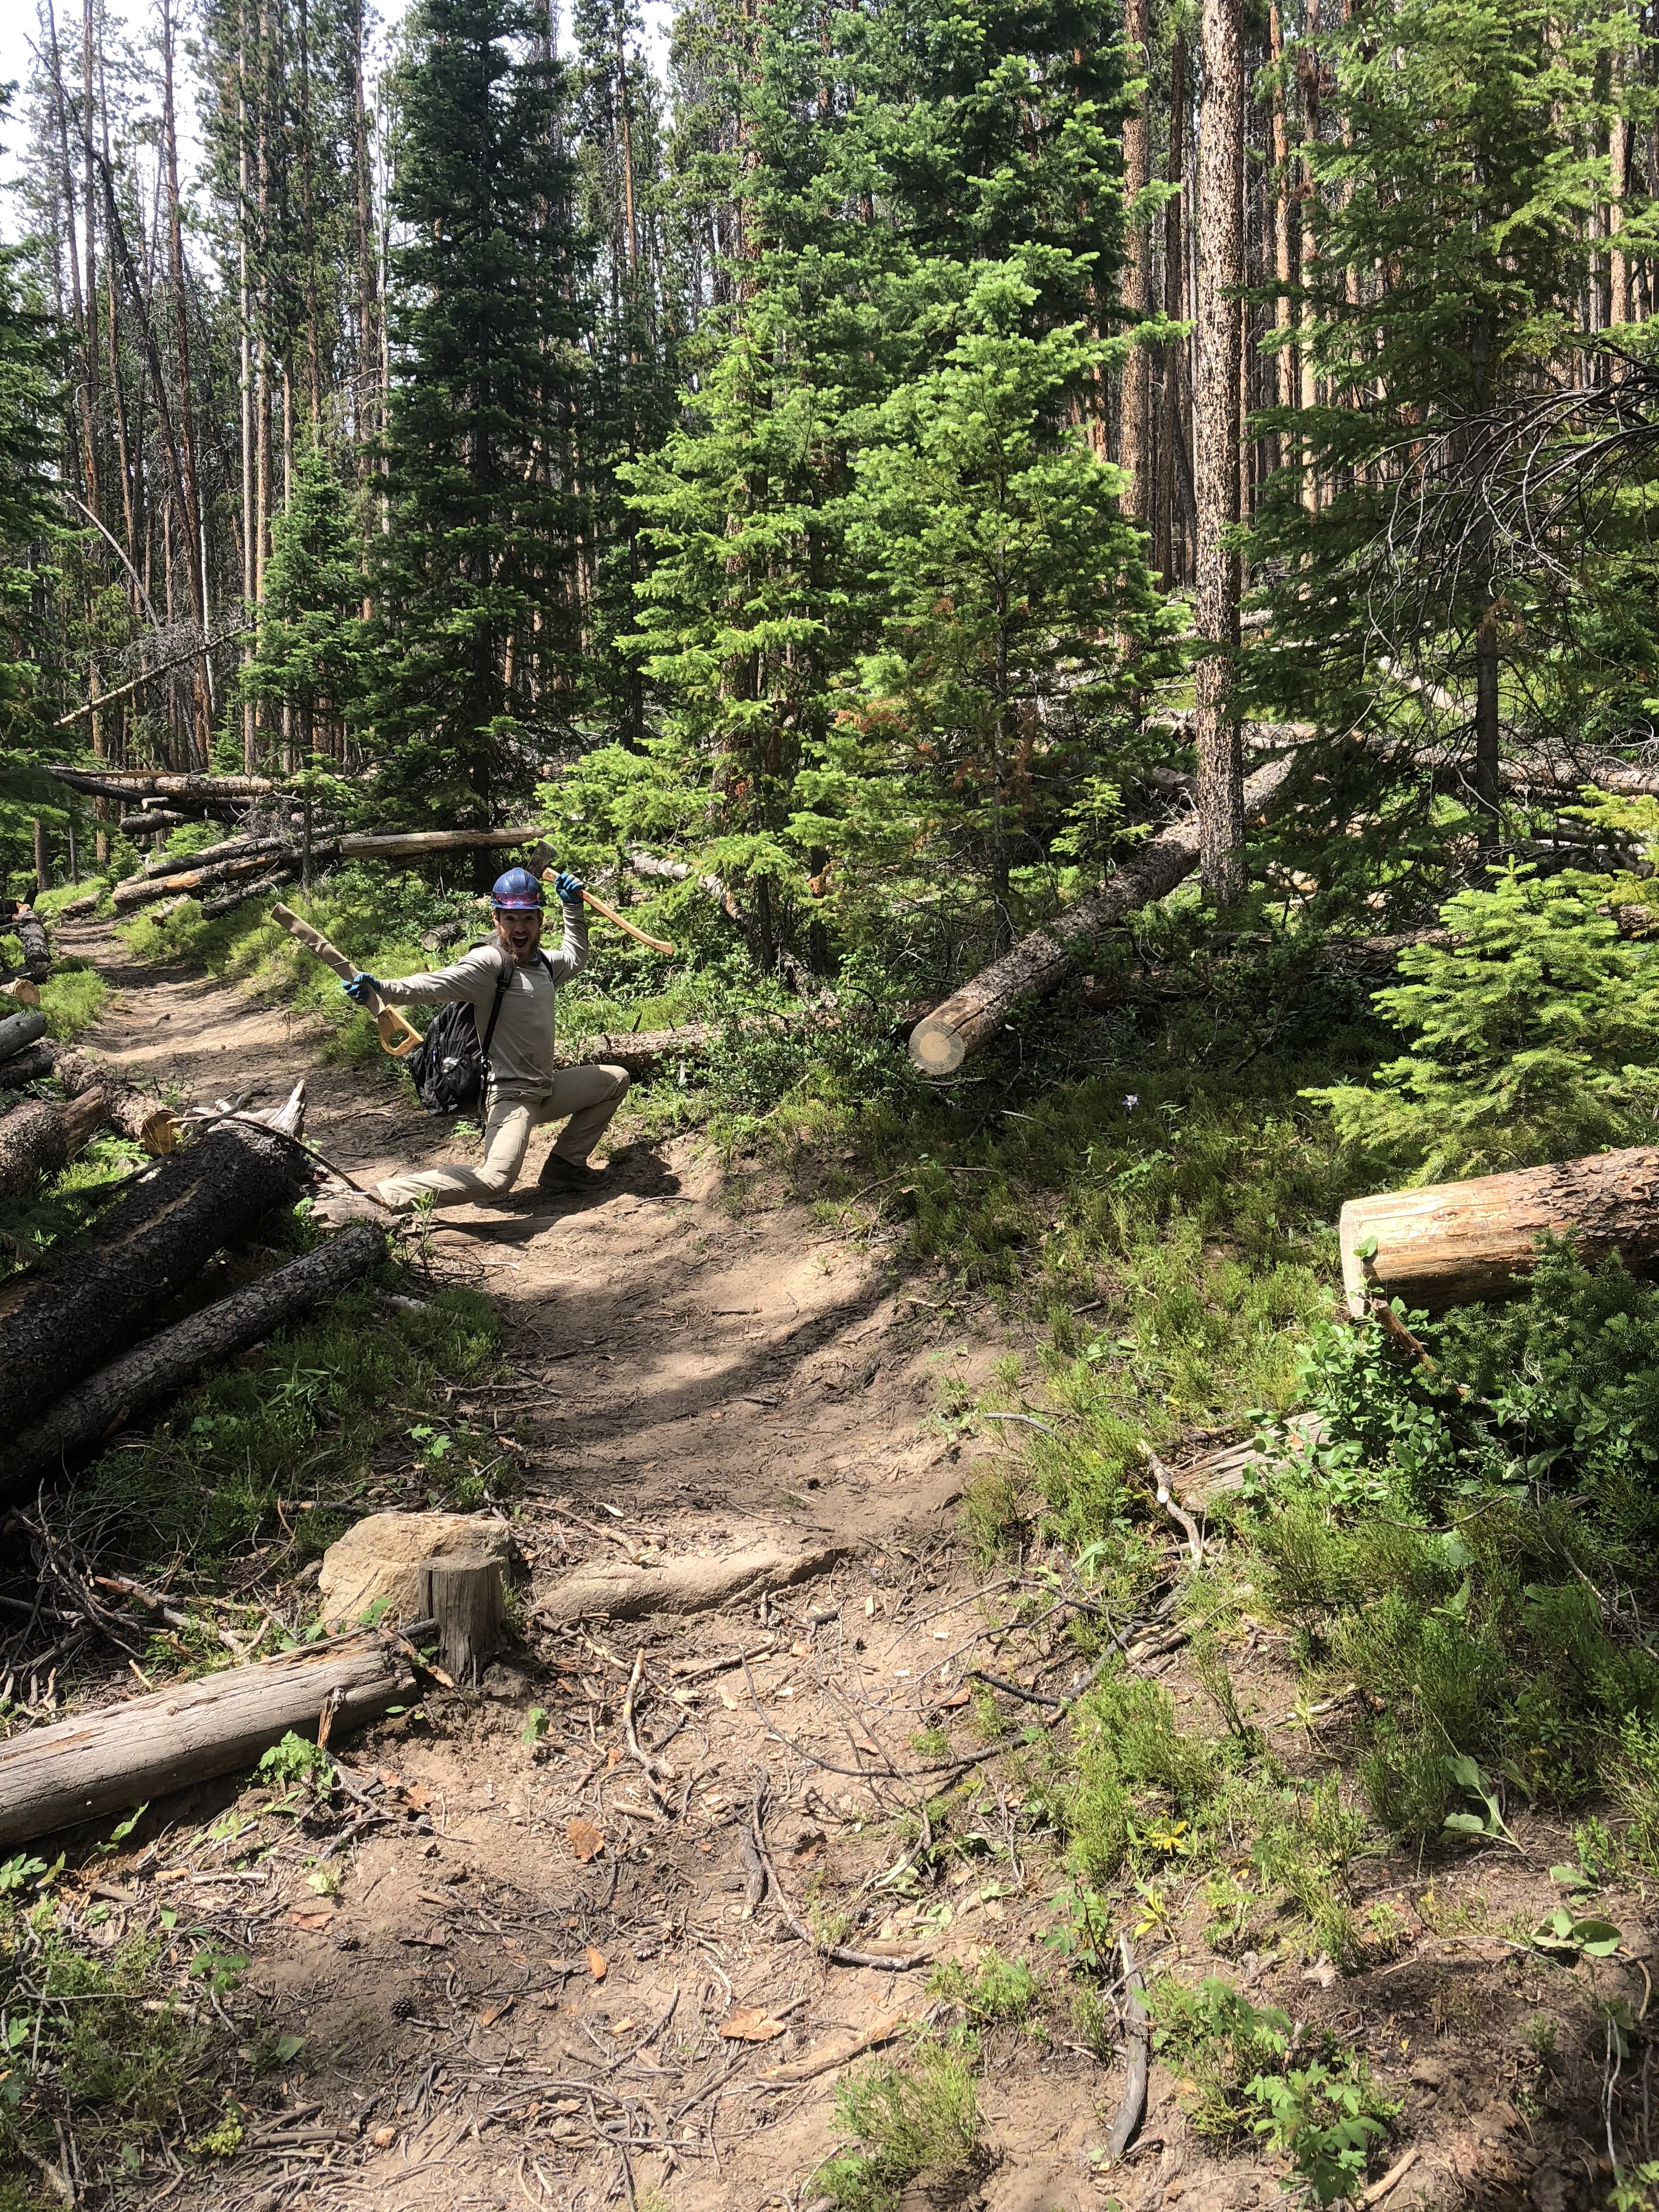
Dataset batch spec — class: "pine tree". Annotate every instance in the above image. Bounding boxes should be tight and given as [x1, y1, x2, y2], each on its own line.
[238, 439, 371, 764]
[369, 0, 586, 864]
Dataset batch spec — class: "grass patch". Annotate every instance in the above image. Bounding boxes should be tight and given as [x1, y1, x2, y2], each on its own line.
[812, 2035, 984, 2211]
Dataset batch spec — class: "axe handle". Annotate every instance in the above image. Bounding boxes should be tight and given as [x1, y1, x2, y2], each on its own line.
[270, 901, 425, 1058]
[526, 869, 675, 955]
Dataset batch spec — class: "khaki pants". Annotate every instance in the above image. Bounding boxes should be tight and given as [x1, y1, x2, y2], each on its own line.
[376, 1064, 630, 1210]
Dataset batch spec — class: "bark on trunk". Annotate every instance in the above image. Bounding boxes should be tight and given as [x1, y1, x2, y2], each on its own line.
[419, 1554, 502, 1687]
[53, 889, 103, 920]
[1120, 0, 1153, 520]
[42, 1043, 182, 1153]
[336, 827, 544, 860]
[0, 1010, 48, 1063]
[0, 1121, 309, 1435]
[117, 810, 197, 837]
[0, 1093, 106, 1201]
[1, 1221, 381, 1493]
[15, 909, 49, 982]
[1193, 0, 1246, 901]
[0, 1621, 415, 1849]
[142, 832, 293, 879]
[0, 1046, 54, 1090]
[908, 754, 1298, 1073]
[201, 866, 299, 919]
[115, 846, 313, 910]
[47, 768, 276, 802]
[1341, 1146, 1659, 1316]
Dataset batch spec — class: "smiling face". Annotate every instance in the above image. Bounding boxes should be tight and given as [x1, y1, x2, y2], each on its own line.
[493, 905, 545, 963]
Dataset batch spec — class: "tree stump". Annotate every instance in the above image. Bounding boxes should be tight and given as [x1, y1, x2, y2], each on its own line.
[419, 1554, 504, 1685]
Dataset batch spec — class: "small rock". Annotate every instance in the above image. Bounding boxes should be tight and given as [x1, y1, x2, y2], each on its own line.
[482, 1662, 530, 1701]
[1410, 2056, 1447, 2088]
[371, 2125, 397, 2149]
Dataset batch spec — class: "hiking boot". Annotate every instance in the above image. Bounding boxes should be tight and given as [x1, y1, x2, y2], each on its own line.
[537, 1153, 610, 1194]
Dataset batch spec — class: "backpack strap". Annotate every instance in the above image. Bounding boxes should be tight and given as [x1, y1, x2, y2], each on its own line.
[479, 949, 512, 1065]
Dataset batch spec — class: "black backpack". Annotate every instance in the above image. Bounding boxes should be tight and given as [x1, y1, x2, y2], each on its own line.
[407, 949, 512, 1118]
[405, 946, 560, 1116]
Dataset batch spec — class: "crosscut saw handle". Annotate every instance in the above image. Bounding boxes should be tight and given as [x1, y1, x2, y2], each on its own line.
[270, 901, 424, 1059]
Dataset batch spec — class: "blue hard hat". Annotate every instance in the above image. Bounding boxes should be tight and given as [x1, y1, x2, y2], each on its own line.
[490, 866, 545, 910]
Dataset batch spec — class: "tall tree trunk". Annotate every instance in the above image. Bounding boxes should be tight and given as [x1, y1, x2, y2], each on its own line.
[1611, 91, 1633, 328]
[1474, 599, 1501, 846]
[160, 0, 212, 765]
[1268, 0, 1296, 425]
[1156, 31, 1189, 585]
[1194, 0, 1245, 902]
[239, 0, 257, 768]
[1119, 0, 1153, 523]
[1297, 0, 1322, 510]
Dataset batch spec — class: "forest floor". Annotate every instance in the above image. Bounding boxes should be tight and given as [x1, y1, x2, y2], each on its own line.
[5, 914, 1652, 2212]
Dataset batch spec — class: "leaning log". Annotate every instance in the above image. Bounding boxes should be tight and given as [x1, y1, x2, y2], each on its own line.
[907, 755, 1300, 1074]
[117, 808, 194, 836]
[52, 888, 103, 920]
[1340, 1145, 1659, 1315]
[140, 831, 294, 879]
[0, 1622, 416, 1848]
[43, 1043, 182, 1153]
[0, 1093, 106, 1200]
[0, 1220, 381, 1492]
[113, 845, 317, 910]
[0, 1008, 48, 1063]
[0, 1120, 309, 1435]
[201, 865, 298, 918]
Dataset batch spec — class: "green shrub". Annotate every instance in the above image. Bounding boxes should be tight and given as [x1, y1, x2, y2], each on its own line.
[812, 2038, 983, 2211]
[1306, 862, 1659, 1180]
[927, 1948, 1039, 2025]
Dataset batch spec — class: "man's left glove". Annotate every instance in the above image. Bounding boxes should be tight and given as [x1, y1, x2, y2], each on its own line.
[553, 872, 585, 905]
[342, 971, 382, 1005]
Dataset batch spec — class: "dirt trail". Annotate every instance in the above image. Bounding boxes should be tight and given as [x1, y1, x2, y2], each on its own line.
[50, 915, 1117, 2212]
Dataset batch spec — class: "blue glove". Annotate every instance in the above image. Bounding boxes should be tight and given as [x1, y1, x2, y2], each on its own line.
[553, 872, 585, 905]
[342, 971, 381, 1006]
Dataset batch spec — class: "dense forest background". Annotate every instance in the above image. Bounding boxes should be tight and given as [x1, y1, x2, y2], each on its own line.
[3, 0, 1659, 1005]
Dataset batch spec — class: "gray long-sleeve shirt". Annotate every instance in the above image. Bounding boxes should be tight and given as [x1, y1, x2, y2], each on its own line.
[381, 906, 588, 1101]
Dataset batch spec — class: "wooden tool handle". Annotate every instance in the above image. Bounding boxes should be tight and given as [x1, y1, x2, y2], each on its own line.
[529, 873, 675, 956]
[270, 900, 424, 1057]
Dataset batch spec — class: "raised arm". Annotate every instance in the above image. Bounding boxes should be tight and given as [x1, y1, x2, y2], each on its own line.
[539, 895, 589, 986]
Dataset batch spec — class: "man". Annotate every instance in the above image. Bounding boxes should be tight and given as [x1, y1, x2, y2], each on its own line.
[344, 866, 630, 1210]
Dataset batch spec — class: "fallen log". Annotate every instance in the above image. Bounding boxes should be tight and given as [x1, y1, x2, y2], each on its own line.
[201, 865, 298, 918]
[0, 1619, 415, 1848]
[1, 979, 41, 1006]
[52, 888, 103, 920]
[0, 1220, 382, 1493]
[907, 754, 1300, 1073]
[117, 808, 195, 836]
[335, 826, 543, 860]
[1076, 930, 1454, 1008]
[532, 1543, 850, 1627]
[1340, 1144, 1659, 1315]
[140, 831, 296, 879]
[41, 1043, 182, 1153]
[14, 907, 49, 981]
[114, 847, 317, 910]
[0, 1008, 48, 1063]
[0, 1092, 106, 1200]
[48, 767, 276, 802]
[0, 1120, 310, 1435]
[0, 1045, 54, 1090]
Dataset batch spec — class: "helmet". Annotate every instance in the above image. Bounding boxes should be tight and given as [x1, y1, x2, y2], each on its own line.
[490, 866, 545, 911]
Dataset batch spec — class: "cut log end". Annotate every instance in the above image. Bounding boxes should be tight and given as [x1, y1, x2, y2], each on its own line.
[0, 980, 41, 1007]
[419, 1554, 504, 1686]
[907, 1015, 967, 1076]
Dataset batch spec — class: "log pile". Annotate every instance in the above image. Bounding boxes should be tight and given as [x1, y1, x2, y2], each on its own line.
[0, 1107, 385, 1500]
[0, 1028, 181, 1154]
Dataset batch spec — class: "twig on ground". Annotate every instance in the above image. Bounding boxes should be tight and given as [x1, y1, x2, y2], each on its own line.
[1102, 1933, 1149, 2159]
[748, 1770, 933, 1972]
[968, 1667, 1064, 1709]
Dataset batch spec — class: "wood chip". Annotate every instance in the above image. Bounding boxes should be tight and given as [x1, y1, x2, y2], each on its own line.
[477, 1999, 515, 2029]
[718, 2006, 788, 2042]
[584, 1946, 608, 1980]
[938, 1686, 971, 1709]
[567, 1816, 606, 1863]
[287, 1908, 336, 1929]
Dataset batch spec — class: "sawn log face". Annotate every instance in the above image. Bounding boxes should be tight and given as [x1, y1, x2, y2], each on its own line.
[0, 1629, 415, 1848]
[0, 1122, 308, 1434]
[1340, 1144, 1659, 1314]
